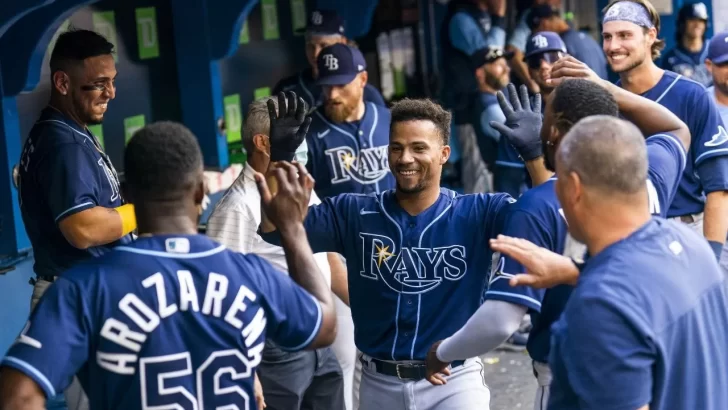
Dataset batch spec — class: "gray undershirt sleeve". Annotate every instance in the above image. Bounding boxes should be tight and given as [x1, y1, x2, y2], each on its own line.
[436, 300, 528, 362]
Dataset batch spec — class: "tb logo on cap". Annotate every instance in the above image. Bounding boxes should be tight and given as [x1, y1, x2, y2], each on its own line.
[324, 54, 339, 70]
[532, 35, 548, 48]
[312, 11, 323, 25]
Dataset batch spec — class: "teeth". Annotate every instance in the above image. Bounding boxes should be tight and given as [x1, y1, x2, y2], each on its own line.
[399, 170, 417, 176]
[610, 54, 627, 60]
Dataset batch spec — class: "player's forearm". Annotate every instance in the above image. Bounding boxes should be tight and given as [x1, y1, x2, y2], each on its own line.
[327, 253, 349, 306]
[507, 47, 539, 93]
[58, 205, 134, 249]
[703, 191, 728, 251]
[0, 368, 46, 410]
[524, 157, 554, 187]
[602, 81, 689, 148]
[279, 224, 337, 346]
[436, 300, 526, 362]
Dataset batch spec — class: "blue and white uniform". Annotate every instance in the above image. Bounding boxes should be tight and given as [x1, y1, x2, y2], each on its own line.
[661, 44, 712, 87]
[548, 218, 728, 410]
[2, 235, 323, 410]
[306, 103, 395, 199]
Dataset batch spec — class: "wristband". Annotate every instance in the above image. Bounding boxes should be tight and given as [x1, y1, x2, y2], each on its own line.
[708, 240, 723, 261]
[115, 204, 137, 236]
[270, 149, 296, 163]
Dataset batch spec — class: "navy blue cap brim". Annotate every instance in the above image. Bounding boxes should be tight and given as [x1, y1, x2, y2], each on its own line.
[524, 47, 566, 60]
[316, 73, 358, 86]
[711, 54, 728, 65]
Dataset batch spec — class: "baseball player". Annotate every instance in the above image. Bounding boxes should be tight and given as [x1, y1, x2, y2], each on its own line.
[602, 0, 728, 261]
[305, 43, 395, 199]
[491, 116, 728, 410]
[0, 106, 337, 410]
[273, 9, 386, 111]
[260, 98, 517, 410]
[426, 72, 690, 410]
[660, 2, 712, 87]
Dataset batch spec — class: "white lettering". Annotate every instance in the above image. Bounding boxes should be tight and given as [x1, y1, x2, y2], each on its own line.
[97, 351, 138, 375]
[100, 317, 147, 352]
[201, 273, 228, 317]
[246, 342, 264, 369]
[178, 270, 200, 312]
[17, 321, 42, 349]
[224, 285, 257, 329]
[119, 294, 160, 333]
[242, 308, 267, 348]
[142, 272, 178, 318]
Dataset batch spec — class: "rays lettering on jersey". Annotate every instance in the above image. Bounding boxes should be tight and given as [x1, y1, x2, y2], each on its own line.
[325, 145, 389, 185]
[98, 158, 120, 202]
[359, 233, 467, 294]
[97, 271, 265, 375]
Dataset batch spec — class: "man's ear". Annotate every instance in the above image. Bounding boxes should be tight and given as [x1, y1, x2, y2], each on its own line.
[706, 59, 713, 74]
[253, 134, 270, 155]
[52, 71, 70, 96]
[359, 71, 369, 88]
[194, 179, 205, 205]
[440, 145, 451, 165]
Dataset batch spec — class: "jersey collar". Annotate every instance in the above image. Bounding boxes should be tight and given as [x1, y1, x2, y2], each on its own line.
[116, 234, 226, 258]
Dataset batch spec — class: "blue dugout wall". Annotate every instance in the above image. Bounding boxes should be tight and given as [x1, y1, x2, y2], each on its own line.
[0, 0, 723, 356]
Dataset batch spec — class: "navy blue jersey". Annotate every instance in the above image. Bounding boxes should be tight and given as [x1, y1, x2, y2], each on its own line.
[2, 235, 322, 409]
[485, 134, 685, 363]
[660, 44, 712, 88]
[618, 71, 728, 217]
[17, 107, 133, 277]
[273, 68, 386, 112]
[260, 188, 514, 361]
[548, 219, 728, 410]
[305, 102, 395, 198]
[560, 29, 608, 80]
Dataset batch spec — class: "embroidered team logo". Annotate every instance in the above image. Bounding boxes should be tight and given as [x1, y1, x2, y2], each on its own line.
[323, 54, 339, 71]
[705, 126, 728, 147]
[311, 11, 323, 25]
[359, 233, 467, 294]
[98, 158, 120, 202]
[532, 34, 548, 49]
[488, 254, 516, 288]
[324, 145, 390, 185]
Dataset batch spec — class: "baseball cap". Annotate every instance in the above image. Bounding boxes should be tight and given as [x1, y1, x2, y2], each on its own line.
[470, 46, 514, 70]
[527, 5, 561, 31]
[707, 31, 728, 65]
[679, 2, 709, 22]
[316, 43, 367, 86]
[298, 9, 345, 36]
[524, 32, 567, 59]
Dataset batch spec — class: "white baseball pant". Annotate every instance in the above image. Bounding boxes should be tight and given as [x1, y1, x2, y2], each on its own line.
[331, 294, 361, 410]
[532, 361, 552, 410]
[358, 354, 490, 410]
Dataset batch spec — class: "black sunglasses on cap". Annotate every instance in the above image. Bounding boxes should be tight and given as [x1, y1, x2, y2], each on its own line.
[527, 51, 565, 69]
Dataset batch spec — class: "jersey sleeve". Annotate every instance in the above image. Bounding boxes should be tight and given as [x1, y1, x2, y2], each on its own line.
[691, 90, 728, 166]
[646, 133, 687, 217]
[259, 195, 346, 254]
[245, 254, 323, 351]
[1, 278, 90, 398]
[448, 13, 487, 55]
[507, 11, 531, 51]
[696, 155, 728, 193]
[485, 193, 517, 240]
[485, 209, 547, 312]
[558, 296, 653, 410]
[479, 103, 505, 141]
[39, 143, 102, 223]
[364, 84, 387, 107]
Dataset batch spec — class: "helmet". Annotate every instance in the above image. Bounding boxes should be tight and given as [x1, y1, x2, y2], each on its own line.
[676, 2, 709, 41]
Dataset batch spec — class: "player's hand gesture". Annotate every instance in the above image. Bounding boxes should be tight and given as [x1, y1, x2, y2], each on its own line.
[255, 161, 314, 232]
[547, 55, 603, 87]
[268, 91, 312, 162]
[425, 340, 452, 386]
[490, 83, 543, 161]
[489, 235, 581, 288]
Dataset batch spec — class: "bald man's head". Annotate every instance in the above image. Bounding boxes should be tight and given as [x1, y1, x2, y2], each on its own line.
[556, 115, 647, 195]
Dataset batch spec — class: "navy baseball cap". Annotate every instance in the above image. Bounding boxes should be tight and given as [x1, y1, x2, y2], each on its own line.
[679, 2, 709, 22]
[707, 31, 728, 65]
[316, 43, 366, 86]
[298, 9, 346, 36]
[470, 46, 514, 70]
[524, 32, 567, 59]
[527, 5, 561, 30]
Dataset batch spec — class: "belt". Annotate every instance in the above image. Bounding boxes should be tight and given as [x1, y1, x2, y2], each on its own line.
[36, 275, 57, 283]
[361, 357, 465, 381]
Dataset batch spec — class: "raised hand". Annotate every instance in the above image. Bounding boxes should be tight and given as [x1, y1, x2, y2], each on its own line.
[490, 83, 543, 161]
[425, 340, 452, 386]
[489, 235, 580, 289]
[255, 162, 315, 231]
[268, 91, 312, 162]
[547, 55, 603, 87]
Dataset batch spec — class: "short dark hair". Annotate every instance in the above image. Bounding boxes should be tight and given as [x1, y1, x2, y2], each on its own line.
[50, 29, 115, 73]
[390, 98, 452, 145]
[551, 79, 619, 134]
[124, 122, 203, 201]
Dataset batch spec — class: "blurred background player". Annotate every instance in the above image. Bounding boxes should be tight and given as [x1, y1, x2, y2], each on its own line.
[602, 0, 728, 262]
[206, 95, 349, 410]
[16, 29, 136, 410]
[305, 43, 394, 199]
[492, 116, 728, 410]
[705, 31, 728, 275]
[427, 74, 690, 409]
[0, 116, 338, 409]
[527, 4, 608, 80]
[660, 2, 712, 87]
[273, 9, 385, 112]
